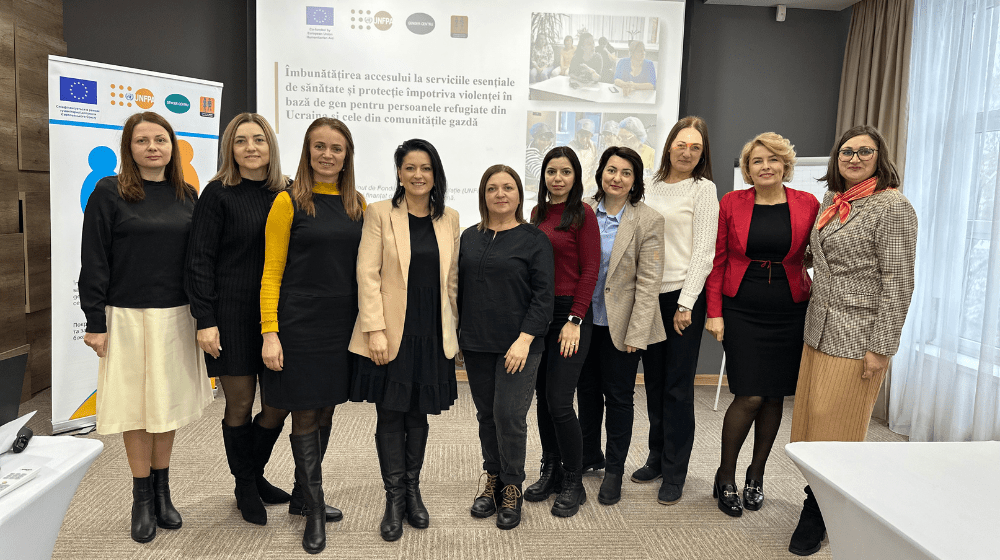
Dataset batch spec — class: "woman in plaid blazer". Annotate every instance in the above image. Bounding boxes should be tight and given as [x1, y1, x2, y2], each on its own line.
[787, 125, 917, 556]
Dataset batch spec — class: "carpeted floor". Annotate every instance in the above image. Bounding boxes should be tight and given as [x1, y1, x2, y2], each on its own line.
[19, 383, 905, 559]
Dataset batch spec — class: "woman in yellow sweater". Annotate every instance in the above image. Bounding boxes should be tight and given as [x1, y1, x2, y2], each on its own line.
[259, 117, 366, 554]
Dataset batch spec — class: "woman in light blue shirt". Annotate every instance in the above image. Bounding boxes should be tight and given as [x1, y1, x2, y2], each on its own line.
[576, 146, 666, 506]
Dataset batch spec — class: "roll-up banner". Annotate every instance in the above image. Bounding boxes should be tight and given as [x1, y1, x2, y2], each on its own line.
[48, 55, 223, 434]
[256, 0, 686, 224]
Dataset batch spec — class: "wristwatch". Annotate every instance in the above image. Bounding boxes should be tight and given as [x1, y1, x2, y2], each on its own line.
[567, 315, 583, 326]
[677, 305, 692, 313]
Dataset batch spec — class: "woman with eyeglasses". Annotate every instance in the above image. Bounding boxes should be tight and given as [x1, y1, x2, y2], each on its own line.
[786, 125, 916, 556]
[629, 116, 719, 507]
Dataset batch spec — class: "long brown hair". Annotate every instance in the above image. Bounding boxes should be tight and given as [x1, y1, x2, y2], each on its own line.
[289, 118, 365, 219]
[117, 111, 195, 202]
[211, 113, 286, 191]
[652, 115, 713, 183]
[477, 164, 526, 232]
[822, 125, 900, 193]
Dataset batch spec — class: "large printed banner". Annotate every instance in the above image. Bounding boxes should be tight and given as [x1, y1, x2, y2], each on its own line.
[48, 56, 223, 433]
[257, 0, 685, 223]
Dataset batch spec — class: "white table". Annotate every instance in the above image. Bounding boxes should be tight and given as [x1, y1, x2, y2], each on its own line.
[529, 75, 656, 104]
[785, 441, 1000, 560]
[0, 436, 103, 560]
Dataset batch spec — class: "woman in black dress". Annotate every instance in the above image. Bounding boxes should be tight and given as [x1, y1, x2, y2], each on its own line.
[704, 132, 819, 517]
[349, 139, 460, 541]
[461, 165, 554, 531]
[186, 113, 291, 526]
[259, 118, 366, 554]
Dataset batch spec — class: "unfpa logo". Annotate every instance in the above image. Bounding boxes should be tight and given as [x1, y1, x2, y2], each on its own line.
[374, 11, 392, 30]
[135, 88, 154, 109]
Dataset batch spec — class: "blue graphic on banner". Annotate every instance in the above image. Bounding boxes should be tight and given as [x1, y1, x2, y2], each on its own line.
[60, 77, 98, 104]
[81, 146, 117, 212]
[307, 6, 333, 25]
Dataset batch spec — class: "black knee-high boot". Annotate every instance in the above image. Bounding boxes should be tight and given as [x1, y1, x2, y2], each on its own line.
[375, 431, 407, 541]
[251, 413, 291, 504]
[403, 426, 430, 529]
[222, 420, 267, 525]
[289, 431, 326, 554]
[289, 424, 343, 521]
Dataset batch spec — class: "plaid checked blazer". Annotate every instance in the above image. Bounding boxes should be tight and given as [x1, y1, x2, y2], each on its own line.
[804, 188, 917, 359]
[585, 198, 667, 351]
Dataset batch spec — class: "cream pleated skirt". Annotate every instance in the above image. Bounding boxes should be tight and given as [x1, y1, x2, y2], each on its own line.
[96, 305, 214, 435]
[789, 343, 886, 443]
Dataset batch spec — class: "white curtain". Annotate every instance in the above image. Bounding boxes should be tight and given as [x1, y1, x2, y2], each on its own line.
[890, 0, 1000, 441]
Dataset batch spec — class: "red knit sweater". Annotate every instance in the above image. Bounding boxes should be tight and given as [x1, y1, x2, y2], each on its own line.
[534, 202, 601, 319]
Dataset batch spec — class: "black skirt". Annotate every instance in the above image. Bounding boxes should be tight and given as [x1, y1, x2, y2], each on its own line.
[260, 293, 356, 410]
[351, 285, 457, 414]
[205, 296, 265, 378]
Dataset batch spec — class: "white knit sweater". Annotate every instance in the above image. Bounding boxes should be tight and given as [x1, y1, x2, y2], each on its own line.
[644, 177, 719, 309]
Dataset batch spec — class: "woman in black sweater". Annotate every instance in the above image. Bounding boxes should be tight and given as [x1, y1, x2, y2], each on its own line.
[186, 113, 305, 526]
[80, 111, 213, 543]
[460, 165, 554, 531]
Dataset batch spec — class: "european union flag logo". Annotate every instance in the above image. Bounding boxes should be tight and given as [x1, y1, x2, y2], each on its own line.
[60, 77, 98, 104]
[307, 6, 333, 26]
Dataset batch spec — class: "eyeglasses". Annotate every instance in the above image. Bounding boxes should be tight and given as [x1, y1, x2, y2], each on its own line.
[838, 147, 877, 162]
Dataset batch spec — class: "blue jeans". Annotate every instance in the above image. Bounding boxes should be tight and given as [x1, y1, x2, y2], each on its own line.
[464, 350, 542, 487]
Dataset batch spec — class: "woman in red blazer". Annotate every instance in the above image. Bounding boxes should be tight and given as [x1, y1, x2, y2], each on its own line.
[704, 132, 819, 518]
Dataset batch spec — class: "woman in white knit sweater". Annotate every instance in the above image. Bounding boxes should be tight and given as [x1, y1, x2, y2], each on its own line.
[622, 116, 719, 505]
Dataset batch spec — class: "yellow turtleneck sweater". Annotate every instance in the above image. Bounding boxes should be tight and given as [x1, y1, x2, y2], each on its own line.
[259, 182, 341, 333]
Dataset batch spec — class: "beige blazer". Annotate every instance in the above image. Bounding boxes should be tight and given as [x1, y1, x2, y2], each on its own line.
[348, 198, 460, 361]
[805, 188, 917, 359]
[586, 197, 667, 351]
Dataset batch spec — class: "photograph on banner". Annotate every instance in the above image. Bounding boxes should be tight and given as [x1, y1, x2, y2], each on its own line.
[528, 13, 659, 104]
[256, 0, 685, 227]
[525, 110, 657, 200]
[48, 55, 222, 432]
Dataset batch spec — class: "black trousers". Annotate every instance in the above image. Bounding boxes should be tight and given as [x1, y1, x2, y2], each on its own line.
[464, 350, 542, 487]
[535, 299, 592, 473]
[641, 290, 707, 486]
[577, 325, 644, 474]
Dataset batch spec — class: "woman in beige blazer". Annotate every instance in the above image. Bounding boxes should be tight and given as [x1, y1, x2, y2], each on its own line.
[348, 139, 460, 542]
[787, 125, 917, 556]
[577, 146, 666, 506]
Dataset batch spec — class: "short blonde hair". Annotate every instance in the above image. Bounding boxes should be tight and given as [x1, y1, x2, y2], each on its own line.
[739, 132, 796, 185]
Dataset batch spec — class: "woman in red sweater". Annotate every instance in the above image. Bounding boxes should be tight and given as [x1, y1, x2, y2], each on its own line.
[525, 146, 600, 517]
[704, 132, 819, 517]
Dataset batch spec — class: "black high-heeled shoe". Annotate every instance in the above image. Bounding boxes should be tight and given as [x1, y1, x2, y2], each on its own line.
[743, 479, 764, 511]
[713, 474, 743, 518]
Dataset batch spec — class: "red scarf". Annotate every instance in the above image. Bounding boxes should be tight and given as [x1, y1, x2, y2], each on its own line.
[815, 176, 887, 230]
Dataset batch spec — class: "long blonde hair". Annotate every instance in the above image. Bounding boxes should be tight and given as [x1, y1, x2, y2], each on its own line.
[289, 118, 365, 219]
[117, 111, 195, 202]
[211, 113, 286, 191]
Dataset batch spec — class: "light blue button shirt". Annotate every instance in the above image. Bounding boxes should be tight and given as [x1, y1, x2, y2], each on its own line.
[592, 199, 626, 326]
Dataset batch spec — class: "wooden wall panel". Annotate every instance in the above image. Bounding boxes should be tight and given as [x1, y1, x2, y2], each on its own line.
[14, 27, 65, 171]
[0, 233, 27, 354]
[25, 307, 50, 396]
[19, 191, 49, 312]
[0, 0, 18, 235]
[14, 0, 62, 40]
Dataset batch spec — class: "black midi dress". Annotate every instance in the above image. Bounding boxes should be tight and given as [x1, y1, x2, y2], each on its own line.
[721, 203, 808, 397]
[351, 213, 458, 414]
[261, 193, 362, 410]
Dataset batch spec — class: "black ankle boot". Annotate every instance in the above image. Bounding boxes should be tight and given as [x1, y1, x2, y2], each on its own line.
[598, 472, 623, 505]
[251, 414, 291, 504]
[222, 420, 267, 525]
[788, 485, 826, 556]
[150, 468, 183, 529]
[289, 424, 343, 522]
[131, 476, 156, 543]
[403, 426, 430, 529]
[496, 483, 523, 530]
[551, 468, 586, 517]
[289, 431, 326, 554]
[524, 452, 561, 502]
[375, 431, 407, 541]
[470, 472, 499, 518]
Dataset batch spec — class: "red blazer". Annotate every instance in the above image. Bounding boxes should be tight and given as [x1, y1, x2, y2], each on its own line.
[705, 186, 820, 318]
